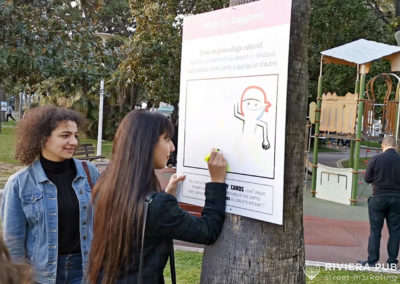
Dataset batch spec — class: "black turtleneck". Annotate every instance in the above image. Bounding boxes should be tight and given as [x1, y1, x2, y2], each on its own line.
[40, 156, 81, 255]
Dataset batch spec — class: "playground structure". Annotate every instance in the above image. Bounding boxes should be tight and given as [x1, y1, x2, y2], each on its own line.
[363, 73, 400, 139]
[311, 39, 400, 205]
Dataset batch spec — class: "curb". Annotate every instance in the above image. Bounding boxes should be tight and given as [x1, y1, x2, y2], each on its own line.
[174, 245, 204, 253]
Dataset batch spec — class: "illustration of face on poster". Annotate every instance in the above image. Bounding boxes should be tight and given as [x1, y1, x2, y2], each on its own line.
[183, 74, 278, 179]
[234, 86, 272, 151]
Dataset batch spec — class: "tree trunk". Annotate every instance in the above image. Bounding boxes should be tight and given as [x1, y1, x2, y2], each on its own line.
[200, 0, 310, 283]
[129, 84, 139, 110]
[0, 87, 4, 132]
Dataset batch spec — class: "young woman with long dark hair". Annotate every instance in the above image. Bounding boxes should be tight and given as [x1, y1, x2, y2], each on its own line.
[1, 106, 100, 284]
[87, 110, 227, 284]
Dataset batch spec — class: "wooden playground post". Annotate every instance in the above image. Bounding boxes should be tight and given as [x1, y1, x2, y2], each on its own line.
[395, 82, 400, 144]
[349, 141, 355, 168]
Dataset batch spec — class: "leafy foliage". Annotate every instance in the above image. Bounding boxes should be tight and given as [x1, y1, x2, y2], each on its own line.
[0, 0, 134, 138]
[4, 0, 398, 139]
[309, 0, 394, 101]
[1, 1, 100, 96]
[120, 0, 230, 108]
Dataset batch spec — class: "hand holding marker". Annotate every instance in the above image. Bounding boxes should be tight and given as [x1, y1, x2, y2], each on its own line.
[205, 148, 230, 172]
[205, 148, 228, 183]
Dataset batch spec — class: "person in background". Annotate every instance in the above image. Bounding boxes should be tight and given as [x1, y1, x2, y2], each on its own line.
[6, 105, 15, 121]
[167, 113, 178, 167]
[1, 105, 100, 284]
[359, 135, 400, 268]
[88, 110, 227, 284]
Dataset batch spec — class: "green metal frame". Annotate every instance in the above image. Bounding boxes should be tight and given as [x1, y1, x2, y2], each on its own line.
[311, 60, 323, 197]
[349, 71, 360, 169]
[394, 80, 400, 144]
[351, 71, 366, 205]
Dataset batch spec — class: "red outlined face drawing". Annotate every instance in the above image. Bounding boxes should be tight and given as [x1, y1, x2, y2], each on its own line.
[234, 86, 271, 150]
[239, 86, 271, 116]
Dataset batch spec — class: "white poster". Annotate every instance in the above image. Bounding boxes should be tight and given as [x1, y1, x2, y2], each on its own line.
[177, 0, 292, 224]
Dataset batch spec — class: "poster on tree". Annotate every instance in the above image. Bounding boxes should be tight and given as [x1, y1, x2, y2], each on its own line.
[176, 0, 292, 224]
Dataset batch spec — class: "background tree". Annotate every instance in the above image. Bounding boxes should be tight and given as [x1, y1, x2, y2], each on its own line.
[0, 0, 102, 97]
[121, 0, 229, 113]
[200, 0, 309, 282]
[0, 0, 133, 138]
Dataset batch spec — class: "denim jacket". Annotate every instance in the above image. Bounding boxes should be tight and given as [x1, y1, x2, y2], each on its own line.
[0, 158, 100, 284]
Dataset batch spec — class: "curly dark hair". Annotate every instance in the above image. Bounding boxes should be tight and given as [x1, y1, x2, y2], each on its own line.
[15, 105, 84, 165]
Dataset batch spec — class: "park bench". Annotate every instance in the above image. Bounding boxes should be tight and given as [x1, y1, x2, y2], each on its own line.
[74, 143, 105, 161]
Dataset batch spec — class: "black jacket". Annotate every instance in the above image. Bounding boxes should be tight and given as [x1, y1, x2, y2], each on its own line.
[116, 182, 227, 283]
[365, 148, 400, 196]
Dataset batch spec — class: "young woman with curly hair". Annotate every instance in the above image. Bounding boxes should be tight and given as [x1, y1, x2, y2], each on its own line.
[1, 105, 100, 284]
[87, 110, 227, 284]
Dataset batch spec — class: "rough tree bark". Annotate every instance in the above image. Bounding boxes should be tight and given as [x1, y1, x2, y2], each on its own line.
[0, 87, 4, 132]
[200, 0, 310, 283]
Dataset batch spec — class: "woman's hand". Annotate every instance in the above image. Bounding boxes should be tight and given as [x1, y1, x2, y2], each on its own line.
[208, 149, 227, 183]
[165, 174, 186, 197]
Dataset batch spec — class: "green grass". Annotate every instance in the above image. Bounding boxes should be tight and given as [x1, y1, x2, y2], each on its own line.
[79, 137, 113, 158]
[164, 251, 203, 284]
[0, 121, 18, 164]
[361, 140, 381, 148]
[163, 251, 400, 283]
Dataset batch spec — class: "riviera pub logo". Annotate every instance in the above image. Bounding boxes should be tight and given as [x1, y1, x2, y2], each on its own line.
[304, 266, 321, 280]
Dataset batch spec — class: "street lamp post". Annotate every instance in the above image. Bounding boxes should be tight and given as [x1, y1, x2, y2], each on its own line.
[95, 32, 114, 156]
[97, 79, 105, 156]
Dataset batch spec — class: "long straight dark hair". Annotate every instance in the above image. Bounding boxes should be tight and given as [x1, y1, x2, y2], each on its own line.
[0, 234, 32, 284]
[88, 110, 174, 284]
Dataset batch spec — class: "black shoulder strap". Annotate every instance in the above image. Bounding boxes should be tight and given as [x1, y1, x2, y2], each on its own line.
[82, 161, 94, 189]
[138, 193, 176, 284]
[138, 195, 151, 284]
[170, 241, 176, 284]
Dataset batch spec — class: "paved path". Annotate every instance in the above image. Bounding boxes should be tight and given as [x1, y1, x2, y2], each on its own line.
[303, 179, 377, 264]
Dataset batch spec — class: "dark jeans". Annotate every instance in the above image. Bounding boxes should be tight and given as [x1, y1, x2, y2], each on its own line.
[56, 253, 83, 284]
[368, 195, 400, 265]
